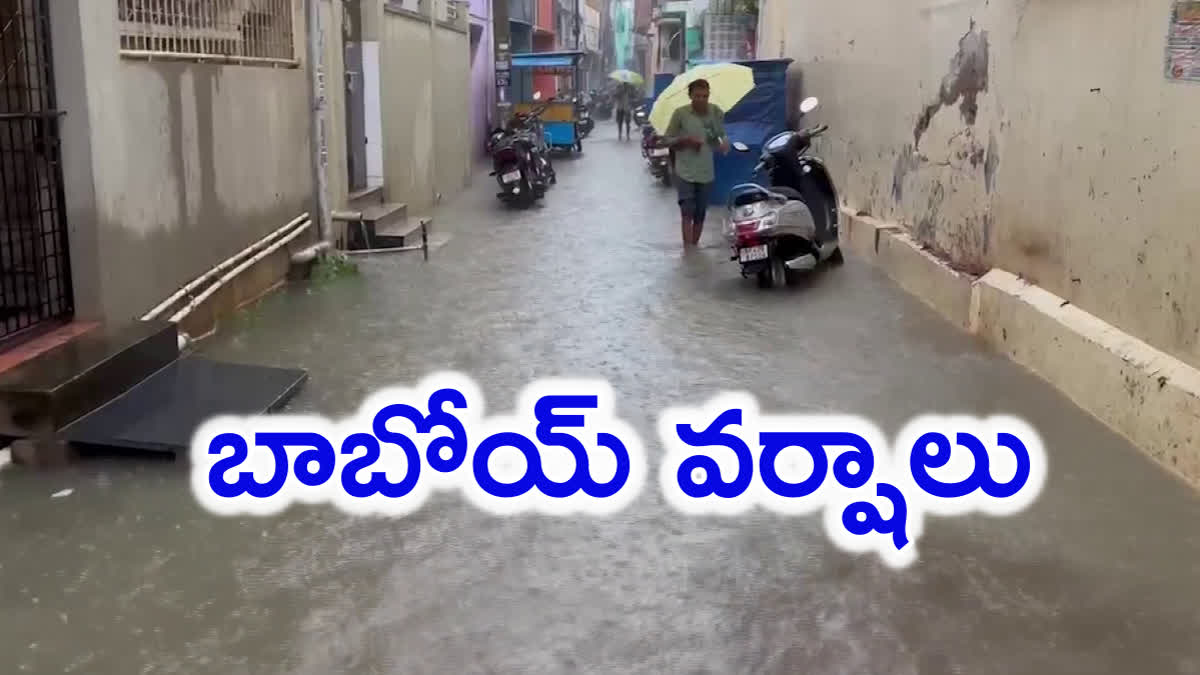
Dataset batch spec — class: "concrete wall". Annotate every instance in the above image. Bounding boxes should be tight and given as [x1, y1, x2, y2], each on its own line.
[50, 0, 314, 325]
[322, 0, 350, 212]
[379, 5, 471, 213]
[760, 0, 1200, 372]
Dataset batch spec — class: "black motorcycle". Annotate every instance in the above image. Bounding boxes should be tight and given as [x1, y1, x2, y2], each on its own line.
[641, 124, 672, 186]
[633, 103, 650, 130]
[575, 95, 595, 139]
[727, 97, 843, 289]
[488, 97, 557, 207]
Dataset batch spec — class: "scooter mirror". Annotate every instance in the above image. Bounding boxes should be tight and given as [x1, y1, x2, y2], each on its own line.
[731, 141, 750, 152]
[799, 97, 819, 115]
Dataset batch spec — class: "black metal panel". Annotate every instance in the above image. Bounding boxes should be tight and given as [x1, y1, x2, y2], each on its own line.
[60, 356, 308, 455]
[0, 0, 74, 347]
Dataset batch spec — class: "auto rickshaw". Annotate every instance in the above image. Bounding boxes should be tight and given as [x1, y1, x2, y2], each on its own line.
[509, 49, 586, 154]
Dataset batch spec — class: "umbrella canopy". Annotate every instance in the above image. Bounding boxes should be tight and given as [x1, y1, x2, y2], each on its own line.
[608, 69, 645, 86]
[649, 63, 755, 133]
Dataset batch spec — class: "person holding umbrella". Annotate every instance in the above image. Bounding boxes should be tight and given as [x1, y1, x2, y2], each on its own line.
[650, 63, 755, 247]
[614, 82, 637, 140]
[608, 70, 644, 140]
[661, 78, 730, 246]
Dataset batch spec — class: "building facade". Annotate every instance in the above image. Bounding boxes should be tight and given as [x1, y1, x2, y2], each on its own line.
[469, 0, 495, 158]
[11, 0, 471, 346]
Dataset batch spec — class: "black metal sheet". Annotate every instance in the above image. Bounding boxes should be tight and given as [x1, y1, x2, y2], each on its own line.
[61, 356, 307, 454]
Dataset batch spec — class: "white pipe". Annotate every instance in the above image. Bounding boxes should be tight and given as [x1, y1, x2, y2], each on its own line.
[291, 241, 332, 264]
[343, 244, 423, 256]
[141, 213, 310, 321]
[168, 220, 313, 325]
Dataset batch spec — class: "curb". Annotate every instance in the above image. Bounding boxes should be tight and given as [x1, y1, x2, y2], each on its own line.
[839, 207, 1200, 488]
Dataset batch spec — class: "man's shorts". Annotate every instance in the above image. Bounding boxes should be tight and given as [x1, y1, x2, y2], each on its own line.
[674, 177, 711, 222]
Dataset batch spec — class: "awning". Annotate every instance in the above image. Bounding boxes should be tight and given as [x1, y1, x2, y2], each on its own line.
[510, 50, 585, 68]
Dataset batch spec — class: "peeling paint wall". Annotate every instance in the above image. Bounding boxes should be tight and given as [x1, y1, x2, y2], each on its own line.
[762, 0, 1200, 371]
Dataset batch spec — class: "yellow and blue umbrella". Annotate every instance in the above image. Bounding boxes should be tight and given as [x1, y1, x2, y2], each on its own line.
[608, 69, 645, 86]
[649, 63, 755, 133]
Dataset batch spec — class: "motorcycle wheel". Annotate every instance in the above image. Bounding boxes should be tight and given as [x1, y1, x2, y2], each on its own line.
[757, 257, 787, 289]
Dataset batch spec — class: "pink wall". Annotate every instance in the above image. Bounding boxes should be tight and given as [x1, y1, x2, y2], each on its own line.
[532, 33, 558, 98]
[536, 0, 555, 32]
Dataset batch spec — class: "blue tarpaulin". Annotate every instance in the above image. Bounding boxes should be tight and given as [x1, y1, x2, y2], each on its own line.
[653, 73, 677, 100]
[690, 58, 794, 205]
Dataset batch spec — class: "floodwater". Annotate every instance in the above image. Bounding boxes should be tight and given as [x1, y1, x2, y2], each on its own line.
[2, 128, 1200, 674]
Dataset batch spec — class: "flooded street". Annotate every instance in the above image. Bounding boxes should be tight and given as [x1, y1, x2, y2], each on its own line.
[3, 130, 1200, 674]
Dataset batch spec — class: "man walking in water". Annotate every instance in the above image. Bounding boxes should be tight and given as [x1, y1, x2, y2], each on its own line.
[662, 79, 730, 246]
[614, 83, 634, 140]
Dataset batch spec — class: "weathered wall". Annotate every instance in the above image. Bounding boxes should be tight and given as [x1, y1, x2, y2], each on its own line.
[469, 1, 496, 159]
[52, 0, 314, 325]
[380, 5, 471, 213]
[761, 0, 1200, 371]
[433, 22, 472, 196]
[323, 0, 350, 212]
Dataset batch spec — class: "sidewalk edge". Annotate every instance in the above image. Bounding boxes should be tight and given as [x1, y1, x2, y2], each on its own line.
[838, 207, 1200, 488]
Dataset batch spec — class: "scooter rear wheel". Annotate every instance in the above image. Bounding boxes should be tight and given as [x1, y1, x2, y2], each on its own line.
[767, 256, 788, 289]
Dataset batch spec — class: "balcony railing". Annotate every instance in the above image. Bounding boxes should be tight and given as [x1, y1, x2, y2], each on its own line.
[117, 0, 298, 66]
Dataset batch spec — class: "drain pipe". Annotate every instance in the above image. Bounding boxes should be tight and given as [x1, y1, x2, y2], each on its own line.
[306, 0, 332, 246]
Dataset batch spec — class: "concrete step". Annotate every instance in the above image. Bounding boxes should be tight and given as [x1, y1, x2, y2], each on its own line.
[373, 216, 433, 249]
[0, 320, 179, 440]
[338, 202, 435, 251]
[346, 184, 384, 212]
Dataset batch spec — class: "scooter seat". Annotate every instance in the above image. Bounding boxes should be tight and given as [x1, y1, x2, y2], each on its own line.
[769, 186, 804, 201]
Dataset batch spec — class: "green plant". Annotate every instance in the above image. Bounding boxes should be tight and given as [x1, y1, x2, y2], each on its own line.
[310, 251, 360, 283]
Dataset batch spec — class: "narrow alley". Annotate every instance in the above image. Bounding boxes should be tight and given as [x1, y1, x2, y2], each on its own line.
[2, 130, 1199, 674]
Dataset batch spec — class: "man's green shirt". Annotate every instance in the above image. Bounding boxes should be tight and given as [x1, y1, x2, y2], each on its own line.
[663, 104, 727, 184]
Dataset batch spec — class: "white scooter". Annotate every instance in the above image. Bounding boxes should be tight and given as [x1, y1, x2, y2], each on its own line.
[725, 97, 844, 289]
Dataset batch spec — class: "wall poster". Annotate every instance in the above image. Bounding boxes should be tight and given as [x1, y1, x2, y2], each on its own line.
[1166, 1, 1200, 82]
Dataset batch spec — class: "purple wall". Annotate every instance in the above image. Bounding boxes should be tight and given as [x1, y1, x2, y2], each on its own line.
[469, 0, 495, 159]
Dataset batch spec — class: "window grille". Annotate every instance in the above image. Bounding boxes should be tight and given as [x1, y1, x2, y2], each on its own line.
[117, 0, 298, 66]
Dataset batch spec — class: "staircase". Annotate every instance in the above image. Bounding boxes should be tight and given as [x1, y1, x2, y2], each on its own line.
[337, 185, 433, 253]
[0, 319, 306, 466]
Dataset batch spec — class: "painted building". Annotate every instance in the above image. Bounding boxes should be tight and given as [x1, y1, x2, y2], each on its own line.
[469, 0, 495, 157]
[533, 0, 558, 96]
[509, 0, 535, 102]
[583, 1, 603, 90]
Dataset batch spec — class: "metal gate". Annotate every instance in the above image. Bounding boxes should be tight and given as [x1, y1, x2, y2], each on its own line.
[0, 0, 73, 347]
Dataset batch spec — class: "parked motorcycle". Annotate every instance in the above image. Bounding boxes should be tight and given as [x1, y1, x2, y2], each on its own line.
[593, 88, 614, 120]
[726, 97, 844, 289]
[488, 93, 557, 207]
[641, 124, 672, 186]
[575, 94, 595, 139]
[632, 103, 650, 130]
